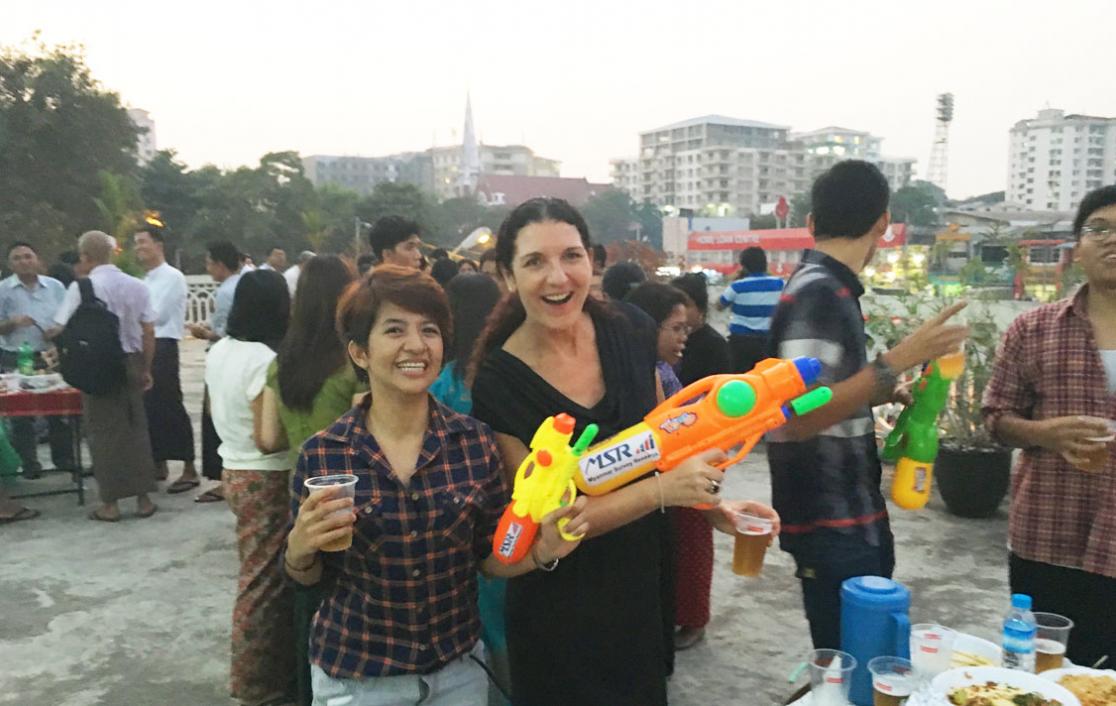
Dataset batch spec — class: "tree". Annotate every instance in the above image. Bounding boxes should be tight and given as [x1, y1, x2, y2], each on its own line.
[633, 201, 663, 250]
[582, 189, 637, 244]
[750, 214, 777, 230]
[355, 182, 434, 243]
[93, 170, 143, 241]
[891, 182, 941, 226]
[0, 37, 139, 259]
[789, 192, 811, 228]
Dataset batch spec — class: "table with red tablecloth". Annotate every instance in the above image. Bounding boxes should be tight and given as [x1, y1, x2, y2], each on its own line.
[0, 387, 85, 505]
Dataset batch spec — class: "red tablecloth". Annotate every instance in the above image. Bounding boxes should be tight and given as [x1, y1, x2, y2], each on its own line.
[0, 387, 82, 417]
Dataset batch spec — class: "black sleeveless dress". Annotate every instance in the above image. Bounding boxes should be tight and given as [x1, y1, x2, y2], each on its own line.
[471, 307, 672, 706]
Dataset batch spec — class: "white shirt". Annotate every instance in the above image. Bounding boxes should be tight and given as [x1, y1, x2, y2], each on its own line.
[0, 274, 66, 352]
[205, 338, 290, 471]
[54, 265, 155, 354]
[283, 265, 301, 299]
[144, 262, 187, 340]
[210, 272, 241, 338]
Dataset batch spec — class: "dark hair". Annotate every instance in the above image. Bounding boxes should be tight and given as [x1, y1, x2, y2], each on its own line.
[671, 272, 709, 314]
[136, 226, 165, 244]
[6, 241, 37, 257]
[624, 282, 692, 326]
[478, 249, 499, 266]
[276, 256, 356, 411]
[430, 257, 460, 288]
[226, 269, 290, 350]
[59, 250, 79, 266]
[430, 247, 449, 260]
[470, 198, 609, 383]
[47, 263, 75, 288]
[368, 215, 421, 259]
[356, 253, 377, 275]
[1075, 185, 1116, 236]
[459, 258, 478, 272]
[591, 243, 607, 271]
[445, 273, 501, 381]
[206, 240, 241, 271]
[810, 160, 891, 240]
[739, 246, 768, 275]
[602, 261, 647, 301]
[336, 265, 452, 382]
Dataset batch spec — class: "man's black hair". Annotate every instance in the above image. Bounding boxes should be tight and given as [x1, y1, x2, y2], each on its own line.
[1074, 185, 1116, 236]
[738, 246, 767, 275]
[671, 272, 709, 314]
[6, 241, 38, 257]
[810, 160, 891, 240]
[368, 215, 421, 259]
[136, 225, 165, 244]
[206, 240, 241, 271]
[602, 261, 647, 301]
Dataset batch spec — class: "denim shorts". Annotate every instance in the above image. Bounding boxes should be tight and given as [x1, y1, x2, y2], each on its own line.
[310, 642, 489, 706]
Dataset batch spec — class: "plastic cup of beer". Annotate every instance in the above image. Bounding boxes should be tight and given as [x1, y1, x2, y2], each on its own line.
[910, 623, 956, 681]
[1033, 612, 1073, 673]
[868, 656, 914, 706]
[808, 649, 856, 706]
[729, 511, 773, 577]
[304, 474, 358, 552]
[1076, 418, 1116, 472]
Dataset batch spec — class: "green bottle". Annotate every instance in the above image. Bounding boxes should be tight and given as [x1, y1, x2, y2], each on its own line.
[17, 341, 34, 375]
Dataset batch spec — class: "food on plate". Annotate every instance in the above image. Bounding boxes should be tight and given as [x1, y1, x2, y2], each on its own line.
[952, 650, 997, 668]
[948, 681, 1063, 705]
[1057, 674, 1116, 706]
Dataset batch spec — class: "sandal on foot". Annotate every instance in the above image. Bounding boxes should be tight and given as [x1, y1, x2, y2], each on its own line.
[195, 488, 224, 503]
[88, 508, 121, 523]
[0, 507, 40, 524]
[136, 504, 158, 519]
[167, 478, 200, 494]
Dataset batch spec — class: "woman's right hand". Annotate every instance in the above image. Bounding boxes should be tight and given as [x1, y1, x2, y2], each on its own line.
[287, 486, 357, 565]
[657, 448, 728, 508]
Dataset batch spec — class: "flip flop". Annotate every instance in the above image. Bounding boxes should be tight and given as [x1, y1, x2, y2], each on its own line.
[0, 507, 40, 524]
[88, 508, 121, 523]
[136, 504, 158, 519]
[166, 478, 200, 494]
[195, 488, 225, 504]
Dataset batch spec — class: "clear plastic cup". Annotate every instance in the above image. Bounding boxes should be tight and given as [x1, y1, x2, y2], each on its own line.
[808, 648, 856, 706]
[868, 656, 914, 706]
[729, 511, 773, 577]
[1034, 612, 1073, 673]
[910, 624, 956, 681]
[304, 474, 358, 552]
[1075, 417, 1116, 471]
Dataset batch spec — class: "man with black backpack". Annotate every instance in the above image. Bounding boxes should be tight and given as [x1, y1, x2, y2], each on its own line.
[52, 231, 158, 522]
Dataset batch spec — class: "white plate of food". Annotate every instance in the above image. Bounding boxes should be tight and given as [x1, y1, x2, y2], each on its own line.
[1040, 667, 1116, 706]
[932, 666, 1080, 705]
[950, 634, 1002, 668]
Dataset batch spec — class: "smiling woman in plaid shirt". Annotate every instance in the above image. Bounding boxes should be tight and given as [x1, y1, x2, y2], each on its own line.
[983, 185, 1116, 667]
[283, 266, 587, 706]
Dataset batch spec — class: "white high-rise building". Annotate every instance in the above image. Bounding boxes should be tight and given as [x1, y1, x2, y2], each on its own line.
[794, 126, 916, 191]
[609, 157, 641, 199]
[1008, 108, 1116, 211]
[128, 108, 156, 164]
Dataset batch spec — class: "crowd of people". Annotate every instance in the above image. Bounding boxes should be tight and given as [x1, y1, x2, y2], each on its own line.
[1, 161, 1115, 705]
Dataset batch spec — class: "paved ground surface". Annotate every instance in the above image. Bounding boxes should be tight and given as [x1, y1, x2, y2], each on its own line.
[0, 338, 1015, 706]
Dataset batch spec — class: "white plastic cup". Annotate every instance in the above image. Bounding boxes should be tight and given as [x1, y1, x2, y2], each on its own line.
[808, 648, 856, 706]
[304, 474, 358, 551]
[910, 623, 956, 681]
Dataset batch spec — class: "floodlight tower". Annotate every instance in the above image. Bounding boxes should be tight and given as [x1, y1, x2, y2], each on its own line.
[927, 93, 954, 193]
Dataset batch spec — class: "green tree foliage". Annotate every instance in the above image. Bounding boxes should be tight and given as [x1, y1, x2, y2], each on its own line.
[790, 192, 811, 228]
[890, 180, 942, 226]
[0, 38, 139, 259]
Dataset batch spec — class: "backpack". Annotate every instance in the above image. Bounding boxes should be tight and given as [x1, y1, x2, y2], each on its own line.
[57, 278, 126, 395]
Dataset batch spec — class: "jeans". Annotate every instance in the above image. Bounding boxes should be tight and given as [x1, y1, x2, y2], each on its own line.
[311, 642, 489, 706]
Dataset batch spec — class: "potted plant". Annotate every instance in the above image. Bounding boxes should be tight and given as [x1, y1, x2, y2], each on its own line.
[865, 293, 1012, 518]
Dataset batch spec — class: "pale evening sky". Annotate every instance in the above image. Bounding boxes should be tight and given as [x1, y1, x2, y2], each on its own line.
[4, 0, 1114, 200]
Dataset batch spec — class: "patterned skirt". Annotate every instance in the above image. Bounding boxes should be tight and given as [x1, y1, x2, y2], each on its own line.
[670, 507, 714, 628]
[224, 469, 296, 702]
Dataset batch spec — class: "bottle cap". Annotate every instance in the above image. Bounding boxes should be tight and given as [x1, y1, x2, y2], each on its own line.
[1011, 593, 1032, 610]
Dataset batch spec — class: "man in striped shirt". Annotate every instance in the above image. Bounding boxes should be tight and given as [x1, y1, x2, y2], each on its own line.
[716, 247, 784, 373]
[766, 161, 967, 649]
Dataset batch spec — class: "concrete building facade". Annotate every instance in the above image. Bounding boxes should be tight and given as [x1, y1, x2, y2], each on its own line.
[128, 108, 157, 164]
[1008, 108, 1116, 211]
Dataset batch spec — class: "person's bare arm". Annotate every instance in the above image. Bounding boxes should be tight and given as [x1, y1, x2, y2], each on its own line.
[253, 387, 289, 454]
[0, 316, 33, 335]
[994, 413, 1107, 456]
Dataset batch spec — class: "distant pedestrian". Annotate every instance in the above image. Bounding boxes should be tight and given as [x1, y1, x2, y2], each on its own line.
[716, 246, 784, 373]
[368, 215, 424, 270]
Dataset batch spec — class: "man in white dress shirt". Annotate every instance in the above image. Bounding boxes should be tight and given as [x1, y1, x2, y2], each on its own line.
[134, 227, 198, 492]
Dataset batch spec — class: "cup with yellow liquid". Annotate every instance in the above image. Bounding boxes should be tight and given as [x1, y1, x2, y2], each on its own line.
[304, 474, 358, 551]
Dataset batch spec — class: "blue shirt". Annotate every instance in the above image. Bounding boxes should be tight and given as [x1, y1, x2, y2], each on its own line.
[429, 362, 473, 415]
[211, 272, 241, 338]
[0, 275, 66, 352]
[720, 273, 784, 335]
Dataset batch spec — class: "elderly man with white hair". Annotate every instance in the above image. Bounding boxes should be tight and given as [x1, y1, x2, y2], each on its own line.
[53, 231, 159, 522]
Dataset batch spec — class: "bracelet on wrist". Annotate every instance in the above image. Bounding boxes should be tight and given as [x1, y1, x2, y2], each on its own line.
[284, 552, 318, 573]
[531, 546, 559, 572]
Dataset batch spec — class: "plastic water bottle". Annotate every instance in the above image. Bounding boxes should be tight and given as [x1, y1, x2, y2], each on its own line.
[17, 342, 34, 375]
[1002, 593, 1037, 672]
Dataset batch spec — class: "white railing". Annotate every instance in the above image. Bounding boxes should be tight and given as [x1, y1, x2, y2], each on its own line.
[186, 275, 218, 326]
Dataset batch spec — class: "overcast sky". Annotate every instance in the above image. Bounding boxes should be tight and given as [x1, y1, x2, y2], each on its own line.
[5, 0, 1114, 200]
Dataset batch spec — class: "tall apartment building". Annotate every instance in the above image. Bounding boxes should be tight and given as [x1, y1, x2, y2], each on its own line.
[795, 126, 915, 191]
[1008, 108, 1116, 211]
[128, 108, 157, 164]
[609, 157, 641, 199]
[302, 153, 433, 195]
[430, 144, 560, 200]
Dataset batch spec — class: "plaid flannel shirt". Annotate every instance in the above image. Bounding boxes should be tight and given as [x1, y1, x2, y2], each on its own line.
[982, 286, 1116, 579]
[290, 396, 509, 678]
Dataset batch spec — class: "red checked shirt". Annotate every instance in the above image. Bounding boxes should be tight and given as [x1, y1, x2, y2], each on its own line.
[290, 396, 509, 678]
[982, 286, 1116, 579]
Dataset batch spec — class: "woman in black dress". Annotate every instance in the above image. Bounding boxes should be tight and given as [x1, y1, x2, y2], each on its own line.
[469, 198, 779, 706]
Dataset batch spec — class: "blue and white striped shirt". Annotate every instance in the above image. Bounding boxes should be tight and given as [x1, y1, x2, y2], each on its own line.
[719, 274, 785, 335]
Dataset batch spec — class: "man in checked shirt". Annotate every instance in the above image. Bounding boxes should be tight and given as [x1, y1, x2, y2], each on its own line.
[983, 185, 1116, 667]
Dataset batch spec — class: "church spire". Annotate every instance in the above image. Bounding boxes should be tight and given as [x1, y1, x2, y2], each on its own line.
[459, 92, 479, 195]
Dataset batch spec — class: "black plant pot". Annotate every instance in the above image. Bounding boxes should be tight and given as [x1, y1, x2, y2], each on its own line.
[936, 445, 1012, 518]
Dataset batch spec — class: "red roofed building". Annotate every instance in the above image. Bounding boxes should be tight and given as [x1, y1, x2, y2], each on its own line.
[688, 224, 907, 275]
[475, 174, 613, 208]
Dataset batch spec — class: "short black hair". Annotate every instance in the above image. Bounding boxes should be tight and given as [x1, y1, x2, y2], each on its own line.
[430, 247, 449, 260]
[738, 246, 767, 275]
[624, 282, 692, 327]
[478, 249, 499, 266]
[206, 240, 240, 271]
[671, 272, 709, 314]
[430, 257, 460, 287]
[136, 225, 165, 244]
[810, 160, 890, 240]
[6, 241, 37, 257]
[226, 269, 290, 350]
[1075, 185, 1116, 236]
[602, 261, 647, 301]
[368, 215, 421, 259]
[591, 244, 607, 270]
[59, 250, 79, 265]
[356, 253, 377, 275]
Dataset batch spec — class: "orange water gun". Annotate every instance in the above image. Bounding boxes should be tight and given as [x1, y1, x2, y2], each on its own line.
[492, 414, 599, 565]
[574, 358, 832, 503]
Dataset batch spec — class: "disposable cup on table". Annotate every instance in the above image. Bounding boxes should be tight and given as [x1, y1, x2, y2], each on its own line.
[304, 474, 358, 552]
[1033, 612, 1073, 673]
[807, 648, 856, 706]
[728, 510, 773, 577]
[867, 656, 914, 706]
[910, 623, 956, 681]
